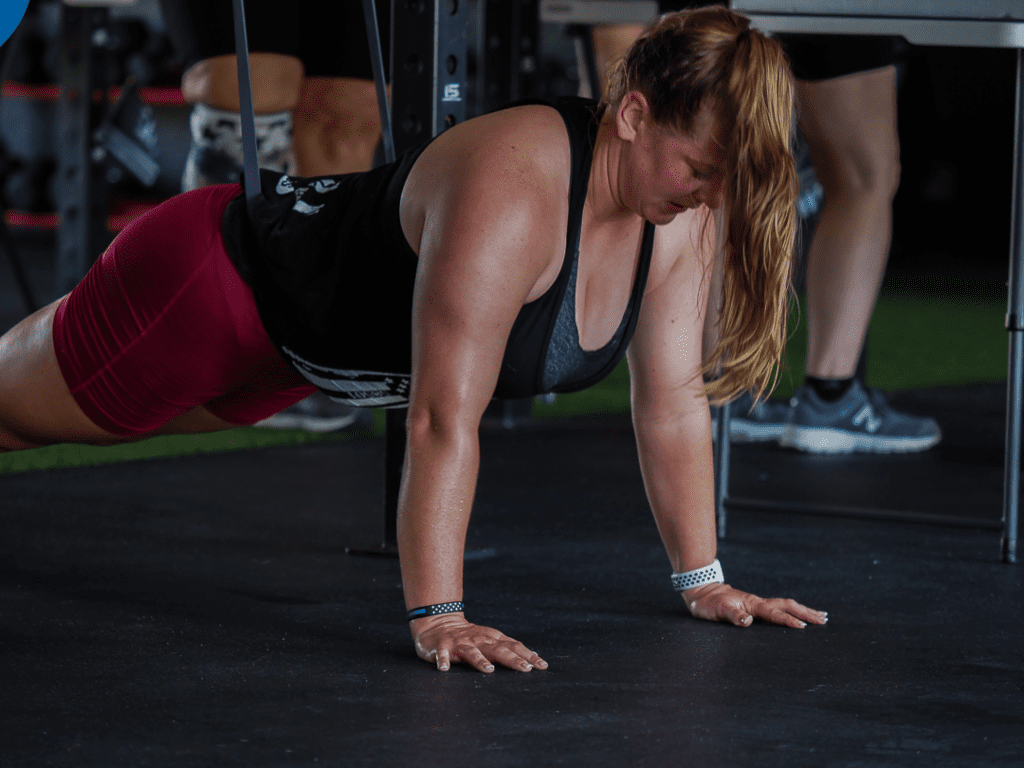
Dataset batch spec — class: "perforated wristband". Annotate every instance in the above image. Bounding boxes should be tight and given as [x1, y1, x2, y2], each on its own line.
[671, 559, 724, 592]
[406, 601, 465, 621]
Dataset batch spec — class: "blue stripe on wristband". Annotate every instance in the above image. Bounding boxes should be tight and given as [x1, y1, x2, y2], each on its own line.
[406, 601, 465, 621]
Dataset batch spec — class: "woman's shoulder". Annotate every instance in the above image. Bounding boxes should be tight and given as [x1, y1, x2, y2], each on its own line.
[402, 102, 575, 233]
[417, 104, 571, 192]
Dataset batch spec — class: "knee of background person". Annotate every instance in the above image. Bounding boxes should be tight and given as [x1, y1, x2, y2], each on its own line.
[290, 77, 384, 176]
[805, 124, 901, 209]
[835, 145, 900, 208]
[181, 53, 304, 113]
[591, 24, 645, 98]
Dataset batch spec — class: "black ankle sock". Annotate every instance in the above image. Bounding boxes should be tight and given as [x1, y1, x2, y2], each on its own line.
[806, 376, 854, 403]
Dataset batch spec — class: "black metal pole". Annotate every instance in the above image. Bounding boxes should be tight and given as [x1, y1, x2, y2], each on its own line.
[54, 4, 109, 296]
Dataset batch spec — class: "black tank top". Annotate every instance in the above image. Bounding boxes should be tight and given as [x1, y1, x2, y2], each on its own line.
[222, 97, 655, 407]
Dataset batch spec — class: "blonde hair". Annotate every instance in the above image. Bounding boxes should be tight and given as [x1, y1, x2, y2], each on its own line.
[603, 7, 797, 404]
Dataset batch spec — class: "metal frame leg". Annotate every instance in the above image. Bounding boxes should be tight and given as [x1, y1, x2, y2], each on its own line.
[1002, 48, 1024, 564]
[713, 402, 731, 539]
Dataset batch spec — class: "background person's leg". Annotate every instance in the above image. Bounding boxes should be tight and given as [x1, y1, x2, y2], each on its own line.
[777, 68, 940, 453]
[179, 53, 301, 189]
[180, 51, 304, 113]
[290, 76, 382, 176]
[590, 24, 644, 99]
[798, 66, 900, 382]
[160, 0, 305, 188]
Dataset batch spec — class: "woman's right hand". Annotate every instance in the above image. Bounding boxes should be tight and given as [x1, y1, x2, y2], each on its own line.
[410, 614, 548, 673]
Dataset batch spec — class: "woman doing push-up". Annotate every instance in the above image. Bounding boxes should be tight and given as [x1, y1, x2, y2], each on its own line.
[0, 7, 826, 673]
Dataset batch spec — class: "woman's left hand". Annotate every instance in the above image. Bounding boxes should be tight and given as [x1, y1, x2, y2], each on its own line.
[682, 582, 827, 628]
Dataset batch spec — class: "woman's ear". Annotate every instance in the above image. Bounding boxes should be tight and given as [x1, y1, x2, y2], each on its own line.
[615, 90, 650, 142]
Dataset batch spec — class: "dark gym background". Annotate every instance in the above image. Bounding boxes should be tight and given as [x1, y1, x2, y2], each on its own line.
[1, 3, 1021, 766]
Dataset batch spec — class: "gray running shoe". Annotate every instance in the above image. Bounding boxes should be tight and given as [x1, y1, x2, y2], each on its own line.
[712, 392, 791, 443]
[729, 392, 792, 443]
[257, 392, 373, 433]
[779, 381, 942, 454]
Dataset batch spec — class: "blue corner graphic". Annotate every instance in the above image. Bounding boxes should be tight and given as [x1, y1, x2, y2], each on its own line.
[1, 1, 31, 49]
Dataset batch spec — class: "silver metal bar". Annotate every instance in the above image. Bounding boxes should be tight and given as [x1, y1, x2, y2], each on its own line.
[540, 1, 658, 26]
[741, 13, 1024, 48]
[732, 1, 1024, 21]
[1004, 336, 1022, 562]
[1003, 47, 1024, 564]
[713, 403, 731, 539]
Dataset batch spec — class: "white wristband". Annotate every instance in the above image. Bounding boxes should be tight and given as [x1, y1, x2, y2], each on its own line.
[671, 559, 724, 592]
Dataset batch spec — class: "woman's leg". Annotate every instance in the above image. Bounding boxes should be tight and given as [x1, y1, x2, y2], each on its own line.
[0, 299, 115, 451]
[796, 66, 901, 379]
[0, 186, 314, 453]
[0, 299, 240, 452]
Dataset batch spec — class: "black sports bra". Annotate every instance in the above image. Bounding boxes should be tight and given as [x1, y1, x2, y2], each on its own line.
[493, 98, 654, 399]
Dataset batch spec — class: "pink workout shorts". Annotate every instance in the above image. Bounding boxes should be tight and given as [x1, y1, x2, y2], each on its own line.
[52, 184, 316, 437]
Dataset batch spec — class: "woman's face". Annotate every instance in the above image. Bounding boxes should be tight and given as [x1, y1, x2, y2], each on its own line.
[622, 100, 727, 226]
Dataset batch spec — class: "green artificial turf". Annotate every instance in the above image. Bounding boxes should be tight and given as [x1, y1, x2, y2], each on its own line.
[532, 287, 1009, 417]
[0, 287, 1008, 475]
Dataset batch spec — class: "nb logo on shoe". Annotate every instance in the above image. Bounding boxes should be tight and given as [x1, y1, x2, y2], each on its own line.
[852, 405, 882, 433]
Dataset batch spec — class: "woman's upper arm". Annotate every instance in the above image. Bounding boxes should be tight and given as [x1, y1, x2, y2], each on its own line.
[628, 209, 718, 416]
[407, 149, 563, 425]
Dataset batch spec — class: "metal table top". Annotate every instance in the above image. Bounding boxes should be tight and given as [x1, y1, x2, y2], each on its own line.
[540, 1, 1024, 48]
[732, 1, 1024, 22]
[732, 1, 1024, 48]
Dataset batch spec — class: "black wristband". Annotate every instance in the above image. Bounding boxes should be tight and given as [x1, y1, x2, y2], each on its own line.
[406, 601, 465, 621]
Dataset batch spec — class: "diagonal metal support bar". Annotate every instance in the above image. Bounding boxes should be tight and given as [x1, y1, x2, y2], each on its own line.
[231, 0, 260, 201]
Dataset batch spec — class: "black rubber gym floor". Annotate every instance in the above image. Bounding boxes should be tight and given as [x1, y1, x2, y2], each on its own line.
[1, 384, 1021, 767]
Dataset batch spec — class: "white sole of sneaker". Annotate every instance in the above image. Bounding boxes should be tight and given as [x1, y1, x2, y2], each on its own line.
[730, 420, 787, 443]
[710, 418, 786, 443]
[780, 426, 942, 454]
[256, 412, 363, 432]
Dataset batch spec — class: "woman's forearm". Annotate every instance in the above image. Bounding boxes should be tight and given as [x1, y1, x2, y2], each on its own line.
[632, 406, 718, 574]
[396, 410, 481, 610]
